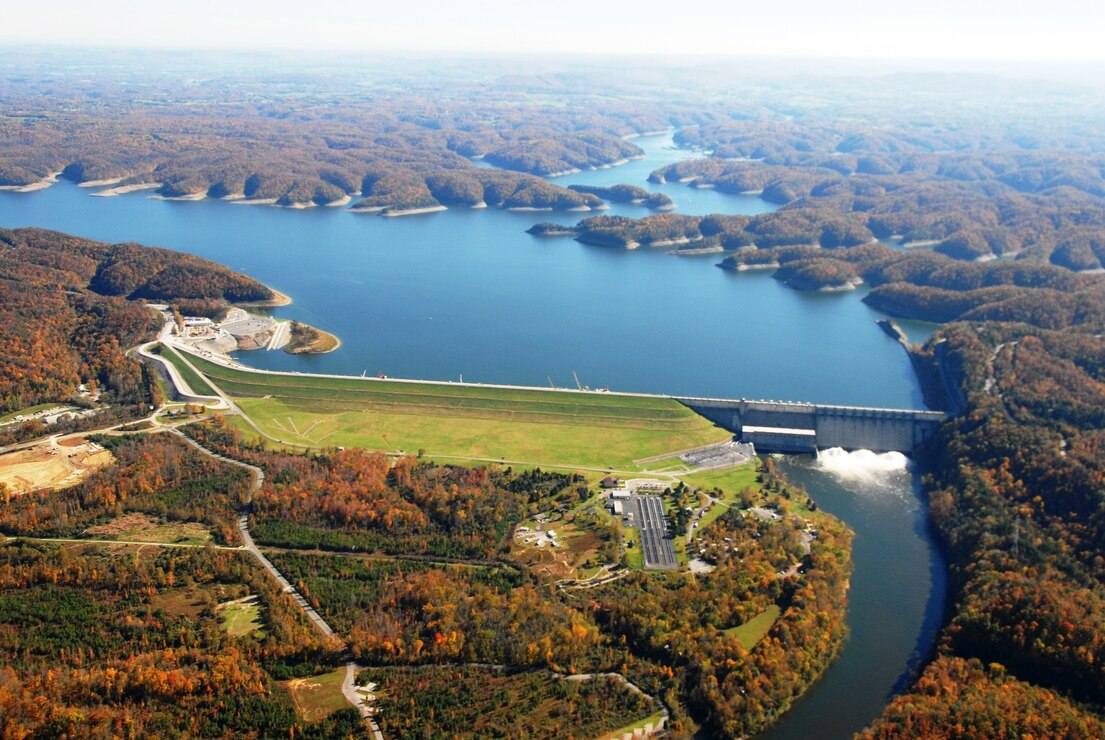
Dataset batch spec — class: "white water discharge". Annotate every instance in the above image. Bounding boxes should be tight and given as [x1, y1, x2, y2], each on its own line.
[814, 447, 911, 485]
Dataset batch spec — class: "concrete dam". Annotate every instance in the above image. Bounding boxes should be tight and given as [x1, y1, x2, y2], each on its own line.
[677, 397, 946, 454]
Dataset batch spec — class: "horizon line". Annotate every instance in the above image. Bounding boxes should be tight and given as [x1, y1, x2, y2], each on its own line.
[3, 40, 1105, 66]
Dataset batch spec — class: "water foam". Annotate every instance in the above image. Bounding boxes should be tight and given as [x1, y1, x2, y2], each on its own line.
[815, 447, 910, 484]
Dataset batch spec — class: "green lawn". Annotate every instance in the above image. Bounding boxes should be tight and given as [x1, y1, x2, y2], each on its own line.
[682, 463, 760, 535]
[726, 604, 782, 650]
[696, 500, 735, 534]
[622, 526, 643, 569]
[219, 598, 265, 638]
[639, 455, 689, 473]
[681, 463, 758, 495]
[185, 355, 728, 469]
[155, 344, 218, 396]
[284, 667, 349, 722]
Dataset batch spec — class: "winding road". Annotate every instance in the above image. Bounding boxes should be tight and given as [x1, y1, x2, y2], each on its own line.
[7, 313, 678, 738]
[165, 426, 382, 738]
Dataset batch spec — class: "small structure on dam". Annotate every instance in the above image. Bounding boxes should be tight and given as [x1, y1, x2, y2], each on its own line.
[677, 397, 946, 454]
[741, 424, 819, 453]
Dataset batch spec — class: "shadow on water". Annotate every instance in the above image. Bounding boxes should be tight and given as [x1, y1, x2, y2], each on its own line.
[890, 487, 948, 696]
[755, 453, 947, 740]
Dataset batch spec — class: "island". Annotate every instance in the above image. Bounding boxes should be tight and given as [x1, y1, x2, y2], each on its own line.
[568, 183, 675, 210]
[5, 51, 1105, 738]
[529, 214, 723, 250]
[0, 228, 853, 739]
[351, 169, 605, 213]
[480, 133, 644, 176]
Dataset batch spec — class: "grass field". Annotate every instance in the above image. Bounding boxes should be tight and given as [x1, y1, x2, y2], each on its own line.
[155, 344, 217, 396]
[182, 354, 729, 469]
[284, 667, 349, 722]
[219, 596, 265, 638]
[726, 604, 782, 650]
[622, 525, 644, 569]
[682, 463, 759, 495]
[83, 512, 212, 545]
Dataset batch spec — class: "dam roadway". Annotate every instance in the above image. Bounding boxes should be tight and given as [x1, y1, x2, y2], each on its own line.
[158, 334, 946, 455]
[675, 397, 947, 454]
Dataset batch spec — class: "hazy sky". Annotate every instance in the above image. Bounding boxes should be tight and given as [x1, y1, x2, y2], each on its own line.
[4, 0, 1103, 61]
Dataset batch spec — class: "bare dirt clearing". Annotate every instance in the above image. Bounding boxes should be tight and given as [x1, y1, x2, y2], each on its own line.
[0, 437, 113, 494]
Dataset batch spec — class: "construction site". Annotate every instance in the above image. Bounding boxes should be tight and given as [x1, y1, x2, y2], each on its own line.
[0, 436, 114, 494]
[171, 307, 290, 355]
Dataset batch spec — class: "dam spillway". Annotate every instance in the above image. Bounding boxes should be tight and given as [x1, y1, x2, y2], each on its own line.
[676, 397, 946, 454]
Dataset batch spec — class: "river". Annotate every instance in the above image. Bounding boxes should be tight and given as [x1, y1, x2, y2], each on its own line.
[0, 132, 945, 738]
[764, 453, 946, 739]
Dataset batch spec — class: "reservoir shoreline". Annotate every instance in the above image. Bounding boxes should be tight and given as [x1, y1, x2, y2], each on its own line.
[0, 131, 945, 737]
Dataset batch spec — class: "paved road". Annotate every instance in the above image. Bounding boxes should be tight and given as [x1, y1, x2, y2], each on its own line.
[343, 662, 384, 739]
[266, 320, 290, 351]
[168, 430, 335, 636]
[135, 340, 226, 408]
[167, 428, 383, 738]
[635, 495, 678, 569]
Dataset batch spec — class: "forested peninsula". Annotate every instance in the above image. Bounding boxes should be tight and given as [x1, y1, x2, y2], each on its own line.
[6, 54, 1105, 736]
[0, 227, 332, 443]
[0, 218, 856, 737]
[0, 65, 670, 212]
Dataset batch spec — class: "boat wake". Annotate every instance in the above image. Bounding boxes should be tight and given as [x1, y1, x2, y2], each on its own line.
[814, 447, 911, 487]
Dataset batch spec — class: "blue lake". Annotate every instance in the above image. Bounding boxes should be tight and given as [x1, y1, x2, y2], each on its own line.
[0, 131, 944, 738]
[0, 134, 929, 409]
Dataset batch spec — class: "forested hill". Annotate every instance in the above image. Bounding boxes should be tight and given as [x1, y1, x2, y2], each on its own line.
[858, 323, 1105, 736]
[0, 227, 272, 416]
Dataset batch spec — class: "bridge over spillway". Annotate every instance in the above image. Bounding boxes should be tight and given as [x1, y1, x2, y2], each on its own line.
[676, 397, 946, 454]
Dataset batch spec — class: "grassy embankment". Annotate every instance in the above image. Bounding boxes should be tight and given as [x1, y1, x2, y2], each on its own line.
[153, 344, 217, 396]
[726, 604, 783, 650]
[638, 454, 691, 474]
[181, 354, 729, 469]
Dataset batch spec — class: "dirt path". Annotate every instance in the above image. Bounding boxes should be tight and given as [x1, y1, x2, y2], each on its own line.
[4, 534, 240, 550]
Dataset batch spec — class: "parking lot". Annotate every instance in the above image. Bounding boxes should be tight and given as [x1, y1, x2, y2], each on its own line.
[633, 495, 678, 569]
[221, 316, 276, 336]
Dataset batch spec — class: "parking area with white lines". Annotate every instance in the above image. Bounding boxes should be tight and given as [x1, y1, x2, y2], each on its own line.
[633, 495, 678, 569]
